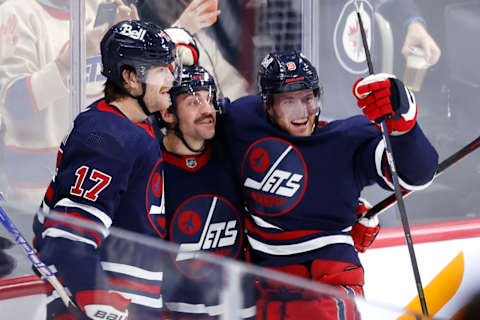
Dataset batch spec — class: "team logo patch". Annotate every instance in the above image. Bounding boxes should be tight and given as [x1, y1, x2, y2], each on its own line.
[170, 195, 243, 279]
[146, 161, 166, 238]
[241, 137, 307, 217]
[333, 0, 374, 74]
[286, 61, 296, 71]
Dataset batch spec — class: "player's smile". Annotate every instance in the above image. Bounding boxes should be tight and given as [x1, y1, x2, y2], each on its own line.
[291, 118, 309, 126]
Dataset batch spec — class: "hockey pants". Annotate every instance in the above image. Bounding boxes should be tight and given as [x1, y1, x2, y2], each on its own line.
[256, 260, 364, 320]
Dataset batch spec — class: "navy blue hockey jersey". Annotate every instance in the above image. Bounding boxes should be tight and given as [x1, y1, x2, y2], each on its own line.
[221, 95, 438, 268]
[158, 141, 255, 319]
[33, 99, 165, 318]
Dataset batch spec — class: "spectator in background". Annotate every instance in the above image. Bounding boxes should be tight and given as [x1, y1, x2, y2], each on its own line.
[0, 0, 138, 210]
[0, 13, 18, 280]
[0, 13, 18, 190]
[0, 13, 17, 61]
[136, 0, 250, 100]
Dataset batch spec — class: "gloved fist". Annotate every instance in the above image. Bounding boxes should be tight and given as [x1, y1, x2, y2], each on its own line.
[164, 27, 199, 66]
[0, 236, 15, 278]
[349, 199, 380, 253]
[76, 290, 130, 319]
[353, 73, 418, 135]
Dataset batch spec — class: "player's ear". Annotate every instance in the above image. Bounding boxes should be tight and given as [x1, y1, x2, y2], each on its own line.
[158, 107, 176, 126]
[121, 68, 138, 86]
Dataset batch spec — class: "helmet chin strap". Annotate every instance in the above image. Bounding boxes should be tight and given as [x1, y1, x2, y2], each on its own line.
[124, 83, 152, 117]
[175, 129, 206, 154]
[172, 116, 206, 153]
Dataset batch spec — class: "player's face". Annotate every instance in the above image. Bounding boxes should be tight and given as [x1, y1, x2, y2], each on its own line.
[269, 89, 317, 136]
[143, 65, 175, 113]
[176, 90, 217, 144]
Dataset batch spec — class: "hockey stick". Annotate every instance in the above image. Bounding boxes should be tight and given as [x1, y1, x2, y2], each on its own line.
[0, 196, 87, 320]
[354, 0, 429, 315]
[365, 134, 480, 219]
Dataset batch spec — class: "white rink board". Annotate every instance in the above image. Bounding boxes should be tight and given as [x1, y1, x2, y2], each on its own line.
[361, 236, 480, 318]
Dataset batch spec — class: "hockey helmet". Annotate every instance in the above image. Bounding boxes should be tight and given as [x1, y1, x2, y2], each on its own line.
[100, 20, 176, 84]
[169, 65, 219, 112]
[258, 51, 322, 106]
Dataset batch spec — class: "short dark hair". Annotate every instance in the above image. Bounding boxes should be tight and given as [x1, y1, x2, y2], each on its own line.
[103, 66, 136, 103]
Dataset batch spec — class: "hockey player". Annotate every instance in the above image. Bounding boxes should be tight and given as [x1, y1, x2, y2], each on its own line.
[220, 51, 438, 319]
[155, 65, 255, 319]
[32, 20, 176, 319]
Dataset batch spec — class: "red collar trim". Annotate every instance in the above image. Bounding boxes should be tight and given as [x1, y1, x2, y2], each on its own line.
[318, 120, 329, 127]
[96, 100, 155, 138]
[97, 100, 125, 117]
[162, 144, 213, 172]
[39, 4, 70, 20]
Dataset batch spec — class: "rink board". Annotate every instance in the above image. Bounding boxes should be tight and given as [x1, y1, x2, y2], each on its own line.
[1, 218, 479, 319]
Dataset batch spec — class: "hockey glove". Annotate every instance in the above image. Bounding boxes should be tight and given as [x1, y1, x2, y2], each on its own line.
[353, 73, 417, 135]
[76, 290, 130, 320]
[0, 236, 15, 277]
[349, 199, 380, 253]
[164, 27, 199, 66]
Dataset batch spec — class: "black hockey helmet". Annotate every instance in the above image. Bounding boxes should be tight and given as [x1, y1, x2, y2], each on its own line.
[169, 65, 219, 112]
[100, 20, 176, 84]
[258, 51, 322, 107]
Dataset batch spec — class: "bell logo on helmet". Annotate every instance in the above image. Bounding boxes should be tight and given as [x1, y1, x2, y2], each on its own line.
[286, 61, 297, 71]
[118, 24, 146, 40]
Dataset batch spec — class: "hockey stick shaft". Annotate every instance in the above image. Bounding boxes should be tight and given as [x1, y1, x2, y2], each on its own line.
[0, 197, 87, 319]
[354, 1, 429, 315]
[365, 134, 480, 219]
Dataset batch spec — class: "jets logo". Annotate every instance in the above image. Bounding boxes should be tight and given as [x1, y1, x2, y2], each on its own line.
[170, 195, 243, 279]
[146, 161, 166, 238]
[241, 137, 307, 217]
[333, 0, 374, 74]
